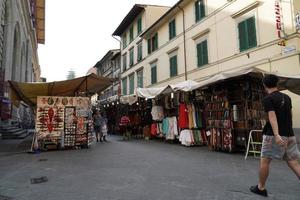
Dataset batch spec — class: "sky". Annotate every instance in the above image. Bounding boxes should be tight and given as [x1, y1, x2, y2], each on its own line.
[38, 0, 178, 82]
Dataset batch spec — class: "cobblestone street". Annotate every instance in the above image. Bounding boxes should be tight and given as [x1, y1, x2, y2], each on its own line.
[0, 135, 299, 200]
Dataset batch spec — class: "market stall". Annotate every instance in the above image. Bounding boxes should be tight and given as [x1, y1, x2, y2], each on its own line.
[124, 67, 300, 152]
[8, 73, 114, 151]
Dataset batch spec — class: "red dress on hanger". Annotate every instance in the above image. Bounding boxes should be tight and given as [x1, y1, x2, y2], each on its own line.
[178, 103, 189, 129]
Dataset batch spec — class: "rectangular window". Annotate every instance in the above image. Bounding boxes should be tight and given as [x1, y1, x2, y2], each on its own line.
[129, 74, 135, 94]
[148, 33, 159, 54]
[122, 33, 127, 49]
[122, 78, 127, 95]
[129, 48, 134, 67]
[195, 0, 205, 22]
[137, 69, 143, 88]
[238, 17, 257, 52]
[130, 26, 134, 42]
[169, 55, 178, 77]
[122, 53, 127, 72]
[151, 65, 157, 84]
[137, 17, 142, 34]
[137, 43, 143, 62]
[197, 40, 208, 67]
[169, 19, 176, 40]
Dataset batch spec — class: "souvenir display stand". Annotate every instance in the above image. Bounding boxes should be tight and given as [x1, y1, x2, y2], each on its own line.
[203, 76, 266, 152]
[36, 96, 93, 151]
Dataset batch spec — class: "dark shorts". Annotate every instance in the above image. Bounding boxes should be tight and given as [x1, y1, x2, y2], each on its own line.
[261, 135, 300, 161]
[94, 126, 101, 132]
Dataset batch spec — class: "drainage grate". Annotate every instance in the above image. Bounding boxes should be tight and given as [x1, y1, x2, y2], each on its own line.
[38, 159, 48, 162]
[30, 176, 48, 184]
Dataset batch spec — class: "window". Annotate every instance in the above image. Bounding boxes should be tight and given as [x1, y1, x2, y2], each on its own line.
[122, 53, 127, 72]
[151, 64, 157, 84]
[137, 17, 142, 34]
[195, 0, 205, 22]
[122, 78, 127, 95]
[169, 19, 176, 40]
[148, 33, 158, 54]
[130, 26, 134, 42]
[129, 74, 135, 94]
[129, 48, 134, 67]
[169, 55, 178, 77]
[238, 17, 257, 52]
[137, 69, 143, 88]
[122, 33, 127, 49]
[197, 40, 208, 67]
[137, 43, 143, 62]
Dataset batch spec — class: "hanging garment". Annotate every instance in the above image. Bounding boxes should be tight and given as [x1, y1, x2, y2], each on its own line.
[192, 104, 197, 128]
[151, 123, 158, 136]
[178, 103, 189, 129]
[151, 106, 164, 121]
[162, 118, 169, 136]
[187, 104, 194, 129]
[179, 129, 193, 146]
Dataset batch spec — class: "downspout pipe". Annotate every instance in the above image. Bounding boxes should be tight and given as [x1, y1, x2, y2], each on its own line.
[177, 5, 188, 81]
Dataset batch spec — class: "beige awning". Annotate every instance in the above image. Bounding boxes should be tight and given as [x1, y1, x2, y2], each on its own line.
[9, 74, 115, 107]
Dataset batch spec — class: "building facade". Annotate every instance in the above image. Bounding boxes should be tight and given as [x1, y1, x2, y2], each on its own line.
[112, 4, 171, 95]
[0, 0, 45, 122]
[94, 49, 121, 104]
[115, 0, 300, 128]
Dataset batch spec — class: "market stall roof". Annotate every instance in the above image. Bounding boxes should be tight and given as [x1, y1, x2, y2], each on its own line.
[192, 67, 300, 95]
[134, 67, 300, 99]
[9, 73, 115, 107]
[136, 80, 205, 99]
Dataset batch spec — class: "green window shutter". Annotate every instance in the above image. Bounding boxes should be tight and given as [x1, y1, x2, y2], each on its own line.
[169, 20, 176, 40]
[154, 33, 158, 50]
[247, 17, 257, 48]
[130, 26, 134, 42]
[122, 79, 127, 95]
[170, 56, 178, 77]
[197, 43, 202, 67]
[151, 66, 157, 84]
[148, 39, 151, 54]
[200, 0, 205, 19]
[130, 49, 134, 66]
[137, 70, 143, 88]
[197, 40, 208, 67]
[137, 44, 142, 62]
[122, 54, 127, 71]
[238, 21, 247, 52]
[129, 75, 134, 94]
[122, 34, 127, 49]
[137, 17, 142, 34]
[202, 40, 208, 65]
[195, 1, 200, 22]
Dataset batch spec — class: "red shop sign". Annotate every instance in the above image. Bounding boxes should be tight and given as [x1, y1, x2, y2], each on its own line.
[275, 1, 282, 39]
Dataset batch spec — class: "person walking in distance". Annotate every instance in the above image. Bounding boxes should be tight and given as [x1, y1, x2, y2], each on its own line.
[93, 110, 102, 142]
[250, 74, 300, 197]
[100, 113, 108, 142]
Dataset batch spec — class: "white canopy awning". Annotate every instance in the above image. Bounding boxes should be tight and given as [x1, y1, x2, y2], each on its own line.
[192, 67, 300, 95]
[128, 67, 300, 101]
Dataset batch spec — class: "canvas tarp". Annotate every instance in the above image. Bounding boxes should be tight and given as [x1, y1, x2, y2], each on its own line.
[9, 73, 115, 107]
[135, 67, 300, 99]
[136, 80, 200, 99]
[192, 67, 300, 95]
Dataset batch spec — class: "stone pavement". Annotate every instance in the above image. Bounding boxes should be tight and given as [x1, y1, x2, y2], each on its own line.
[0, 135, 299, 200]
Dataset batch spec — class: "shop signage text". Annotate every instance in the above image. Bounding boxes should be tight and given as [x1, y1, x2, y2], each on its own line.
[275, 1, 282, 38]
[296, 11, 300, 31]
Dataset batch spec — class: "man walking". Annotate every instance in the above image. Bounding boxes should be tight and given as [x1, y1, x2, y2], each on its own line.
[250, 74, 300, 197]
